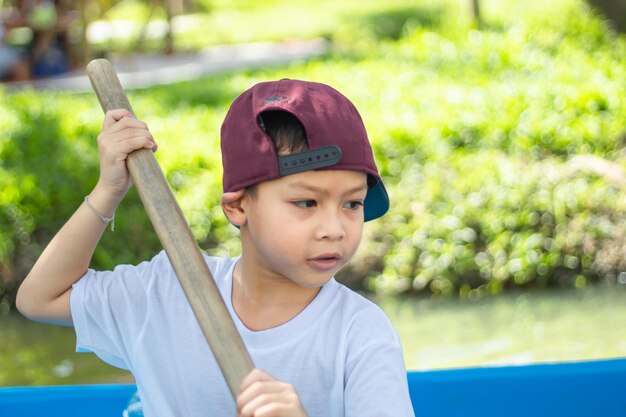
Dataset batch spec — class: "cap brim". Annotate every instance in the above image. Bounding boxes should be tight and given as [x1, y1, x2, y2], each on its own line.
[364, 178, 389, 222]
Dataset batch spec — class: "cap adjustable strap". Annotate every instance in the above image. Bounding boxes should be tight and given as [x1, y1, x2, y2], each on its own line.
[278, 145, 342, 176]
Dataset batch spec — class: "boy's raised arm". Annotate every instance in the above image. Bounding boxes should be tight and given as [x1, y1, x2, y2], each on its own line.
[16, 109, 156, 326]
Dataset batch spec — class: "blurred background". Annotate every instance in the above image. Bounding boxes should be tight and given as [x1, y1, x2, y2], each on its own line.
[2, 0, 626, 386]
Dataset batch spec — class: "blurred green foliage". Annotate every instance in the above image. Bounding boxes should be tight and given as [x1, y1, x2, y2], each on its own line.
[2, 0, 626, 306]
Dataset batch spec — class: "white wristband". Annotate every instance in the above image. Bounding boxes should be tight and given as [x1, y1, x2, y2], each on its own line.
[84, 196, 115, 231]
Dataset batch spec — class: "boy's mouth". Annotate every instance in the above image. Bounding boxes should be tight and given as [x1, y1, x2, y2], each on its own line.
[307, 253, 342, 271]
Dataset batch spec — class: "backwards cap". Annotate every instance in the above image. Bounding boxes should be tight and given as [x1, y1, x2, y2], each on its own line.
[220, 79, 389, 221]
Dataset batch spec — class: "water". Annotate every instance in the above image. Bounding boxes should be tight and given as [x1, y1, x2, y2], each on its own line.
[376, 284, 626, 370]
[0, 314, 132, 386]
[2, 285, 626, 386]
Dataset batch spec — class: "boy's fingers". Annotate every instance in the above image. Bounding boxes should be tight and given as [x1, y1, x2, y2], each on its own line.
[239, 368, 272, 393]
[237, 369, 307, 417]
[237, 369, 275, 413]
[102, 109, 134, 129]
[238, 380, 304, 417]
[239, 393, 283, 417]
[100, 136, 155, 160]
[120, 136, 156, 154]
[238, 380, 283, 408]
[106, 117, 150, 134]
[109, 128, 154, 143]
[99, 129, 156, 150]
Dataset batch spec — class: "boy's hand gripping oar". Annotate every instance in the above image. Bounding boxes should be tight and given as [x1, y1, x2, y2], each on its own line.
[86, 58, 254, 398]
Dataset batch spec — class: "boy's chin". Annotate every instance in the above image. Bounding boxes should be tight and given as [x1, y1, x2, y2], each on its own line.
[285, 270, 335, 290]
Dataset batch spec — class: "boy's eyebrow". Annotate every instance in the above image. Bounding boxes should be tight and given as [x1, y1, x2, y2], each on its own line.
[287, 181, 368, 196]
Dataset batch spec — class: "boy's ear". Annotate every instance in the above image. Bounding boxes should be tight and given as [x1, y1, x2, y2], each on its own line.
[221, 189, 247, 227]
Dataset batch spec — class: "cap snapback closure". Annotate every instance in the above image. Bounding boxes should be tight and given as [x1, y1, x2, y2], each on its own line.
[278, 145, 342, 176]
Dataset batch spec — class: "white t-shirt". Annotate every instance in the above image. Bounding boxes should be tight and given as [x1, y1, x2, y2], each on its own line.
[71, 251, 415, 417]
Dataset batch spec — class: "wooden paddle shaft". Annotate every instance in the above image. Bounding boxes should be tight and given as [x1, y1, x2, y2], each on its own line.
[86, 58, 254, 398]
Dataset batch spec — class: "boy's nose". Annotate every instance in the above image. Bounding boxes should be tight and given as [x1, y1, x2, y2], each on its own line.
[315, 211, 346, 241]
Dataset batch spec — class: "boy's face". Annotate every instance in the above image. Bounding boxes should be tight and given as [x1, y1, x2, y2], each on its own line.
[239, 169, 367, 289]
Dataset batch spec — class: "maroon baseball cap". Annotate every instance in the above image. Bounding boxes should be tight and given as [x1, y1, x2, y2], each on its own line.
[220, 79, 389, 221]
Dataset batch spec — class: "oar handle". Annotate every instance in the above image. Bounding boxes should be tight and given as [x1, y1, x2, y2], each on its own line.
[86, 58, 254, 398]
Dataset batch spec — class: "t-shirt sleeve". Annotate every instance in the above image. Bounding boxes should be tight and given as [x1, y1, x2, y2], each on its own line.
[343, 306, 415, 417]
[70, 252, 168, 370]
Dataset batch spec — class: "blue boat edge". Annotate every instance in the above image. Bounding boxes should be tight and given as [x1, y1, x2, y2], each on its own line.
[2, 357, 626, 417]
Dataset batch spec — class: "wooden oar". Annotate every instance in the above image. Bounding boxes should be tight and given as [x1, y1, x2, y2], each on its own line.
[86, 58, 254, 398]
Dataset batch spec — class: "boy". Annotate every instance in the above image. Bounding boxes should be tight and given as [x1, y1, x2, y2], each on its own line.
[17, 79, 415, 416]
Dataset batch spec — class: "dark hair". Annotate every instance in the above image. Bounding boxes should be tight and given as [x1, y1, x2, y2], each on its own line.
[258, 110, 308, 155]
[246, 111, 308, 197]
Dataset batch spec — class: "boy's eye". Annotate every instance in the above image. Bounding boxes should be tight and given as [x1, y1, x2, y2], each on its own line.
[344, 201, 364, 210]
[294, 200, 317, 208]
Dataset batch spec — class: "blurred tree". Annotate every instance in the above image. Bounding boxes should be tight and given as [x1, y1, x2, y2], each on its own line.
[61, 0, 199, 61]
[471, 0, 481, 27]
[586, 0, 626, 32]
[134, 0, 196, 54]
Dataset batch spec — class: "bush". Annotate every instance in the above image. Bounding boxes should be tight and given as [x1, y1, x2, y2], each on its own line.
[0, 91, 160, 302]
[354, 151, 626, 296]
